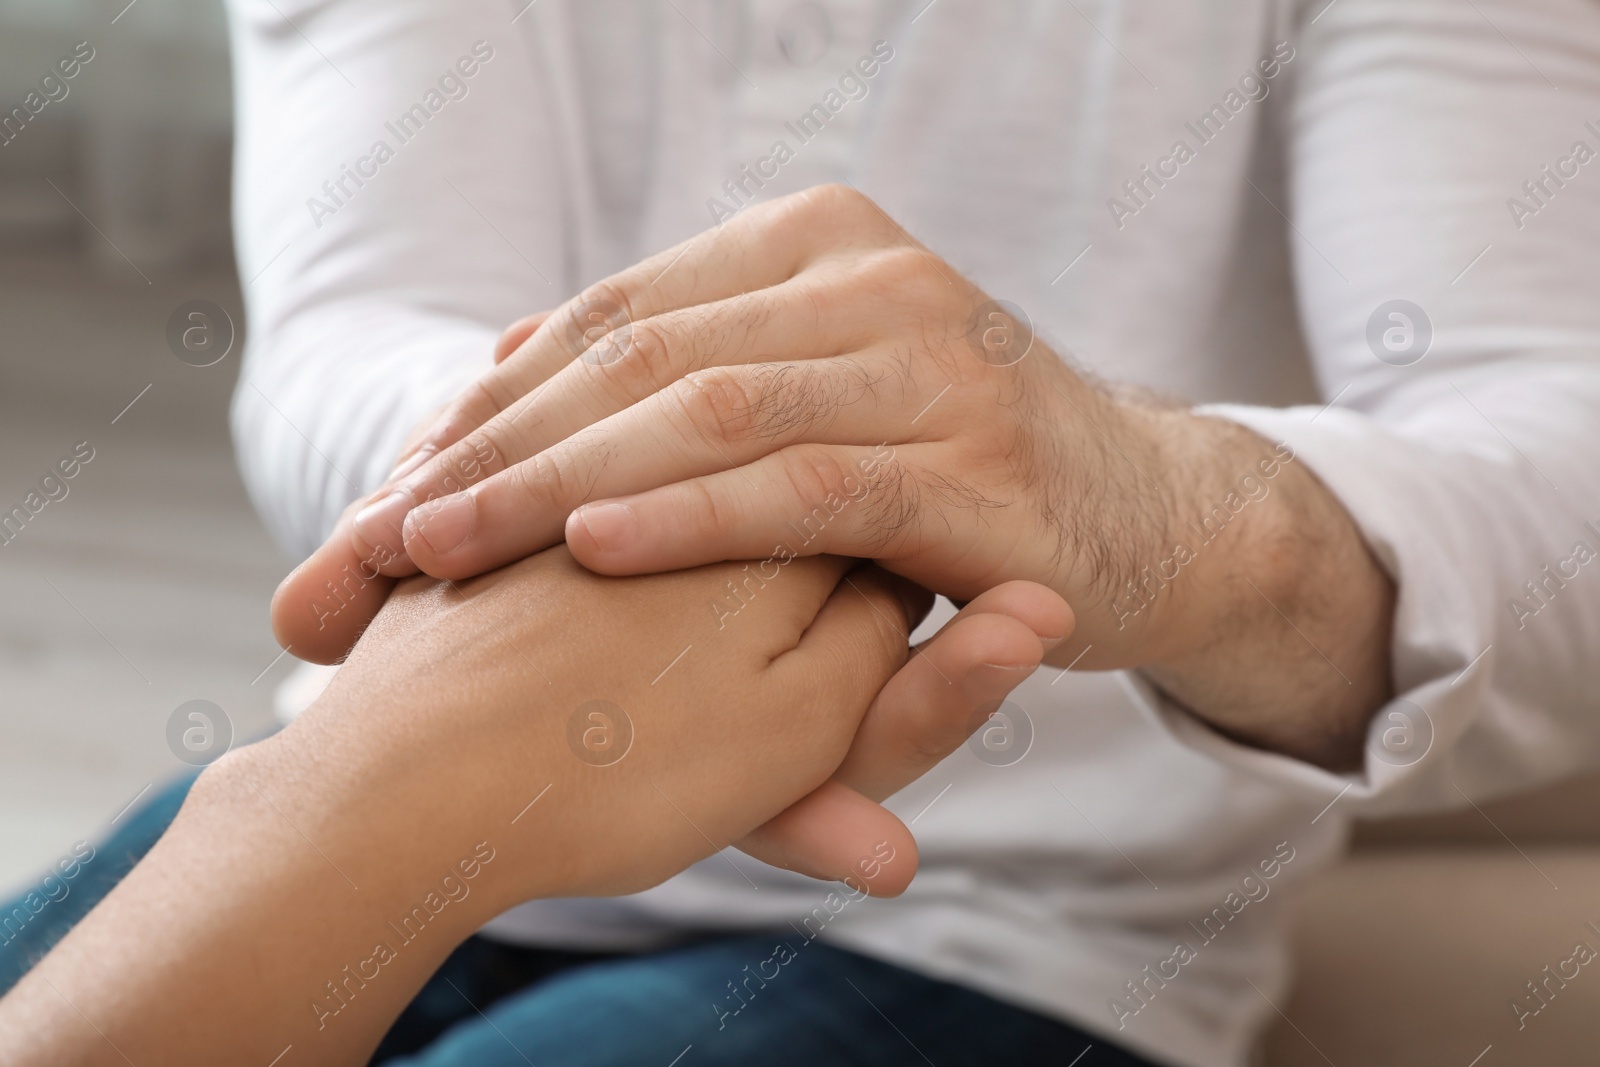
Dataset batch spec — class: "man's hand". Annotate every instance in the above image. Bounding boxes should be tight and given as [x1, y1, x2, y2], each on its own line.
[278, 184, 1145, 656]
[277, 183, 1393, 767]
[0, 548, 1062, 1065]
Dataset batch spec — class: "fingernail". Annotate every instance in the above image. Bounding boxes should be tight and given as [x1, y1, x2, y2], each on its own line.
[411, 493, 476, 555]
[966, 662, 1035, 701]
[573, 502, 636, 552]
[387, 446, 434, 483]
[977, 661, 1037, 676]
[353, 491, 412, 549]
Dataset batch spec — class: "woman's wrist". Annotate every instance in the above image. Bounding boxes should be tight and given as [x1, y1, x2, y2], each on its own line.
[228, 690, 566, 924]
[204, 733, 523, 934]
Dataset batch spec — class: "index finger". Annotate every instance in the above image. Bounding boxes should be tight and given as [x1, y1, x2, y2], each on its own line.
[271, 499, 399, 664]
[407, 184, 889, 461]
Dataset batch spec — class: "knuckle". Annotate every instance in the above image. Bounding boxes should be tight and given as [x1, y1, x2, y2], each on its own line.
[788, 273, 844, 327]
[872, 246, 941, 296]
[906, 718, 963, 767]
[564, 279, 638, 359]
[807, 181, 866, 215]
[881, 244, 934, 281]
[457, 430, 506, 475]
[517, 445, 592, 507]
[600, 319, 680, 400]
[780, 444, 855, 510]
[425, 430, 507, 498]
[457, 375, 518, 424]
[580, 279, 636, 325]
[682, 475, 734, 540]
[751, 363, 838, 439]
[762, 183, 863, 246]
[812, 182, 897, 241]
[672, 366, 758, 444]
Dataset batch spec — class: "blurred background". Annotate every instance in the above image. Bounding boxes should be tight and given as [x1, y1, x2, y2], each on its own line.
[0, 0, 283, 890]
[4, 3, 1600, 1064]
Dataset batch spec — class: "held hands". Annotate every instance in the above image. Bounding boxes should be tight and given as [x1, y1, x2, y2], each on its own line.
[274, 184, 1153, 670]
[264, 185, 1087, 894]
[268, 177, 1386, 770]
[263, 547, 1067, 905]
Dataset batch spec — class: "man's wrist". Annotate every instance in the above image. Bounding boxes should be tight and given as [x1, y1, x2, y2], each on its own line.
[1036, 391, 1203, 666]
[1138, 409, 1297, 663]
[1073, 401, 1393, 769]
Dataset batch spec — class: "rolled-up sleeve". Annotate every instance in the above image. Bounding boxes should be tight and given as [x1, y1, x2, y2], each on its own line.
[224, 0, 564, 556]
[1133, 0, 1600, 814]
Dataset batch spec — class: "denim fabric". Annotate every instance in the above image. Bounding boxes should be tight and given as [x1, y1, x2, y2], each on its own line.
[0, 772, 1153, 1067]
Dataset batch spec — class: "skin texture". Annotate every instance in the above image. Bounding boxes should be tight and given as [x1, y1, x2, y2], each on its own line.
[0, 548, 1065, 1066]
[278, 184, 1393, 769]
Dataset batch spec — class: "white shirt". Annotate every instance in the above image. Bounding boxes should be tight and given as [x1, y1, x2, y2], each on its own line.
[225, 1, 1600, 1063]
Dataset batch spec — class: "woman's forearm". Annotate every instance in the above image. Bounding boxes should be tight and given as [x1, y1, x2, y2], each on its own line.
[0, 737, 508, 1066]
[0, 548, 938, 1066]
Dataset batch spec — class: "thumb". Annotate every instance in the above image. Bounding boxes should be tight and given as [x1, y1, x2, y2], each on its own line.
[835, 581, 1072, 802]
[734, 581, 1070, 895]
[735, 781, 918, 896]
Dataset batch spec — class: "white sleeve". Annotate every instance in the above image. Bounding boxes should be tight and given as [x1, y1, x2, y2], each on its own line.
[1133, 0, 1600, 815]
[224, 0, 565, 556]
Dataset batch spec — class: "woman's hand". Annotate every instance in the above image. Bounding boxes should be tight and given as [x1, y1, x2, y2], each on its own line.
[302, 549, 1069, 900]
[0, 547, 1065, 1065]
[276, 184, 1151, 668]
[308, 547, 1063, 901]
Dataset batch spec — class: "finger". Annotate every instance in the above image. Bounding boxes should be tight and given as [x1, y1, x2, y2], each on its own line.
[381, 279, 899, 576]
[473, 279, 878, 464]
[377, 401, 461, 486]
[393, 185, 912, 516]
[908, 580, 1072, 659]
[350, 433, 503, 576]
[383, 312, 557, 485]
[738, 580, 1064, 892]
[493, 310, 555, 365]
[734, 781, 918, 896]
[835, 581, 1072, 802]
[566, 442, 969, 581]
[710, 552, 853, 656]
[270, 500, 399, 664]
[410, 189, 861, 457]
[400, 358, 917, 579]
[771, 563, 923, 703]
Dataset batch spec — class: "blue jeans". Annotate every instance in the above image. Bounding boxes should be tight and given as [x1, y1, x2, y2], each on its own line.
[1, 773, 1153, 1067]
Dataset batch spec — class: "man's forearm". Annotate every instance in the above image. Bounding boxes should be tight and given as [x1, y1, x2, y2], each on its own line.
[1053, 402, 1395, 770]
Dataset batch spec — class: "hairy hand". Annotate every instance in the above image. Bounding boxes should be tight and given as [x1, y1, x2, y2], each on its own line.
[269, 182, 1386, 771]
[277, 184, 1145, 668]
